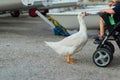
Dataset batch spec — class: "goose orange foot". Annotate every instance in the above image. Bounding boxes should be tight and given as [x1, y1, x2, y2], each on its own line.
[66, 53, 76, 64]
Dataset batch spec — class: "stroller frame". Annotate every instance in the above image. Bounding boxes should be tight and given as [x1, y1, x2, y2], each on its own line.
[93, 12, 120, 67]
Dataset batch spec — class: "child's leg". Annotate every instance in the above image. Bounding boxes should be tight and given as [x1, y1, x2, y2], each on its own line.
[99, 17, 105, 39]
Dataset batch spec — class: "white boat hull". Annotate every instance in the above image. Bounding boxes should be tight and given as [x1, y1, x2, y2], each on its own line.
[47, 13, 100, 30]
[0, 0, 23, 10]
[0, 0, 40, 10]
[47, 9, 102, 30]
[48, 14, 100, 30]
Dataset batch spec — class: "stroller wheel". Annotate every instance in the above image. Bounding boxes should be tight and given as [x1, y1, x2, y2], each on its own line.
[93, 48, 113, 67]
[104, 42, 115, 54]
[98, 42, 115, 54]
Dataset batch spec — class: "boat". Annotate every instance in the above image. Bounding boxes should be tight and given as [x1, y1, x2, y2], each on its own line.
[0, 0, 34, 10]
[47, 9, 100, 30]
[47, 5, 110, 30]
[0, 0, 46, 17]
[0, 0, 80, 17]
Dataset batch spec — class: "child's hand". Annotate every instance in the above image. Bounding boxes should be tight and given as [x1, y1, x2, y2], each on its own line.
[108, 1, 116, 7]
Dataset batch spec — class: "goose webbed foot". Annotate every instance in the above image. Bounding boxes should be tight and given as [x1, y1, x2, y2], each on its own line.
[66, 53, 76, 64]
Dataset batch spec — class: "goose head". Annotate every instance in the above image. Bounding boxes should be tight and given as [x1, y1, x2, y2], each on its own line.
[77, 12, 90, 21]
[77, 12, 85, 22]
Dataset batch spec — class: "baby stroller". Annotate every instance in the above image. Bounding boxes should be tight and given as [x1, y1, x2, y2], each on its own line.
[93, 12, 120, 67]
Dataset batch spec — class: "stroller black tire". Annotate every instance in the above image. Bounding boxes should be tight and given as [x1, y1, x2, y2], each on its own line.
[97, 41, 115, 54]
[93, 48, 113, 67]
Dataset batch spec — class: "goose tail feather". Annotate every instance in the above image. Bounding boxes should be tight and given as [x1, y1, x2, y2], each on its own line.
[44, 41, 52, 47]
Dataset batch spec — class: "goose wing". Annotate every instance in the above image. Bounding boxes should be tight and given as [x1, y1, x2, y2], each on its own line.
[59, 32, 87, 47]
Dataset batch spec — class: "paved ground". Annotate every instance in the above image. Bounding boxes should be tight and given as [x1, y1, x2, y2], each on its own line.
[0, 14, 120, 80]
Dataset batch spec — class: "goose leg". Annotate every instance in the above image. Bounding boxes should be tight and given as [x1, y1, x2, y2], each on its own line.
[66, 53, 76, 64]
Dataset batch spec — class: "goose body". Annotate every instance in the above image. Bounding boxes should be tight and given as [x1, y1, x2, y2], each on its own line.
[45, 13, 88, 64]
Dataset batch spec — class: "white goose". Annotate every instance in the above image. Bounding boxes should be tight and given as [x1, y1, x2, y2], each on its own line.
[45, 12, 88, 64]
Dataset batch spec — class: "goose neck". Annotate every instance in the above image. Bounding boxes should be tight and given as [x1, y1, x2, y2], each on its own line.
[79, 18, 87, 33]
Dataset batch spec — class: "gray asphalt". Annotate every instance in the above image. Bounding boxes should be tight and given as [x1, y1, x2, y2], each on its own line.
[0, 14, 120, 80]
